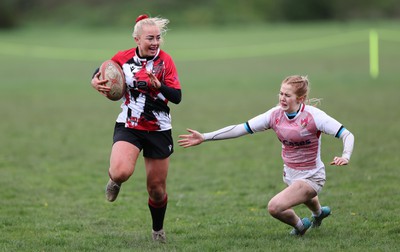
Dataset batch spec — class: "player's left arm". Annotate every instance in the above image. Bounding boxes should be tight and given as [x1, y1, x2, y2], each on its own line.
[147, 56, 182, 104]
[313, 108, 355, 166]
[158, 84, 182, 104]
[331, 127, 355, 166]
[147, 71, 181, 104]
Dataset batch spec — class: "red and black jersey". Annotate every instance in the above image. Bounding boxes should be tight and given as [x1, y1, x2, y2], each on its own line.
[111, 48, 181, 131]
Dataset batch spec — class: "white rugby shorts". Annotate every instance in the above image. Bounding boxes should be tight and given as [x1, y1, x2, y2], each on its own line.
[283, 165, 326, 194]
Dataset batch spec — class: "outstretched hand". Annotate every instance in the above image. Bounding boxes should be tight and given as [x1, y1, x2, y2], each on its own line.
[330, 156, 349, 166]
[178, 128, 204, 148]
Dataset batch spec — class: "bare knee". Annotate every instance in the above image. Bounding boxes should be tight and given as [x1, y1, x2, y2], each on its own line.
[109, 164, 133, 183]
[267, 199, 282, 217]
[147, 184, 166, 202]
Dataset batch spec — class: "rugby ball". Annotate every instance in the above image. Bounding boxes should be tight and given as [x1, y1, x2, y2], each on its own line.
[99, 60, 126, 101]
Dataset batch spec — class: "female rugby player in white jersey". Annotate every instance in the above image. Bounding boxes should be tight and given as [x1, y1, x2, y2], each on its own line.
[178, 75, 354, 236]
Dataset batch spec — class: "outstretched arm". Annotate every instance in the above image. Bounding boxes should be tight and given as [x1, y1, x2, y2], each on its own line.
[178, 124, 250, 148]
[330, 129, 354, 166]
[178, 129, 205, 148]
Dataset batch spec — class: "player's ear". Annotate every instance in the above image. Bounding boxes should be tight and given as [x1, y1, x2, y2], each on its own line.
[297, 95, 305, 103]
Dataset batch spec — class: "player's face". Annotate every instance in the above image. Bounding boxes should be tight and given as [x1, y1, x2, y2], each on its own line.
[135, 25, 161, 58]
[279, 83, 301, 113]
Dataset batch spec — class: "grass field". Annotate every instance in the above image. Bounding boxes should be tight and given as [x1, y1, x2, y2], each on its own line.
[1, 21, 400, 251]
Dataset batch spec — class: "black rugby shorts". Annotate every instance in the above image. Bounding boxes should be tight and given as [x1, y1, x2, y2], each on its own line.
[113, 123, 174, 159]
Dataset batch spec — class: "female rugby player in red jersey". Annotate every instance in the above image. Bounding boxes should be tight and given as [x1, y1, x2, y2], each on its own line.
[91, 14, 181, 243]
[178, 75, 354, 236]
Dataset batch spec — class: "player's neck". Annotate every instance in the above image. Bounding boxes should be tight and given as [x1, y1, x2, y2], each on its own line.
[286, 105, 301, 119]
[136, 48, 158, 61]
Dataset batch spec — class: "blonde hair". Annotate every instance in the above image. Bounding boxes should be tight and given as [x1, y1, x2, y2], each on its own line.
[132, 16, 169, 44]
[282, 75, 321, 106]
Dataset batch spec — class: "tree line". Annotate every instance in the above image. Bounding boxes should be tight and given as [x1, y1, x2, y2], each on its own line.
[1, 0, 399, 29]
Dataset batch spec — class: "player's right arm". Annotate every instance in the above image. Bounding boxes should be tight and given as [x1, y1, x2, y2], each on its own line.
[178, 108, 275, 148]
[177, 124, 249, 148]
[90, 67, 110, 96]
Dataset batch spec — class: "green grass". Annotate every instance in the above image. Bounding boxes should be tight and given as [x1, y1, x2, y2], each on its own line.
[1, 21, 400, 251]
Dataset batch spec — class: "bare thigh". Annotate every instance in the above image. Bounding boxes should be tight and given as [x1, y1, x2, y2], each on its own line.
[269, 180, 317, 212]
[109, 141, 140, 182]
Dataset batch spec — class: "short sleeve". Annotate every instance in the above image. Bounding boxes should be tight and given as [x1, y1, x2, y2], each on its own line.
[310, 107, 343, 137]
[247, 107, 279, 133]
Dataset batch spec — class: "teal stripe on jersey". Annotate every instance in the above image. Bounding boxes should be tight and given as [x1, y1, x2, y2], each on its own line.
[244, 122, 254, 134]
[336, 126, 345, 138]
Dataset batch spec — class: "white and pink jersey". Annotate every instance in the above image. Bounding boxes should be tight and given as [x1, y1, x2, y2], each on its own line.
[247, 104, 343, 170]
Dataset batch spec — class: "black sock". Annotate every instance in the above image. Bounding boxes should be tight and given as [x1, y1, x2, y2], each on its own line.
[148, 195, 168, 231]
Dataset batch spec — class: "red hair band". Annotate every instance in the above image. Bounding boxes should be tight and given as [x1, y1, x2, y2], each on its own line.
[136, 14, 149, 23]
